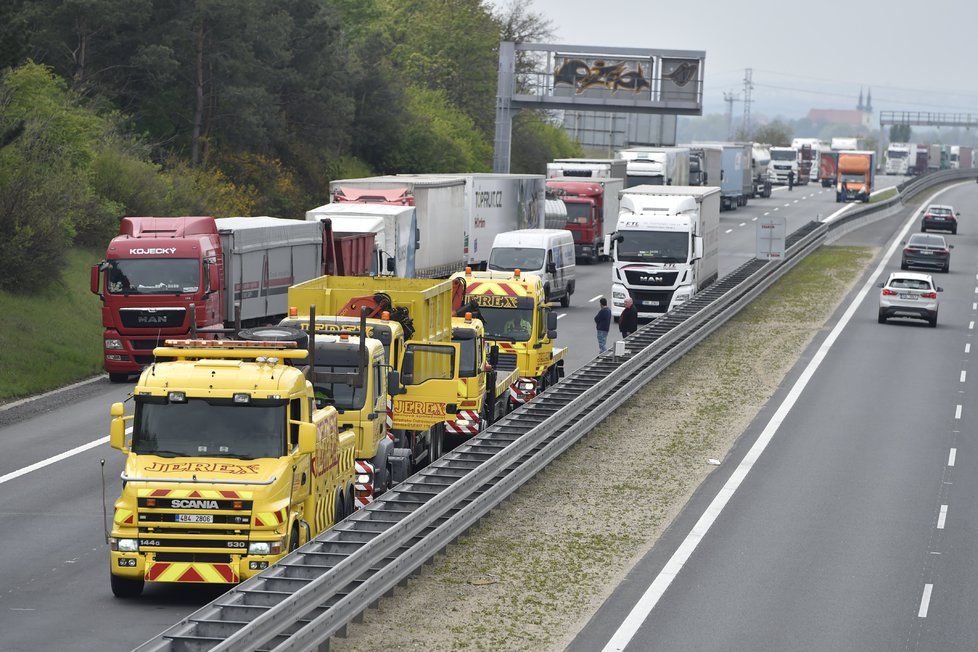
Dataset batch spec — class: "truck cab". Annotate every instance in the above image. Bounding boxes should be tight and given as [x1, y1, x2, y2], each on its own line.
[768, 147, 799, 184]
[608, 186, 721, 319]
[107, 339, 355, 598]
[837, 151, 875, 202]
[451, 269, 565, 407]
[446, 315, 516, 437]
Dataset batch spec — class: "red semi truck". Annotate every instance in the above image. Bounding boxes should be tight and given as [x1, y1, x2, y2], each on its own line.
[91, 216, 373, 382]
[819, 151, 840, 188]
[544, 179, 622, 263]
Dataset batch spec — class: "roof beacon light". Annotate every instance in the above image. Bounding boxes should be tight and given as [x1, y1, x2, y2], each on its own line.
[465, 312, 473, 322]
[288, 306, 298, 317]
[381, 311, 391, 321]
[164, 339, 297, 349]
[514, 268, 521, 279]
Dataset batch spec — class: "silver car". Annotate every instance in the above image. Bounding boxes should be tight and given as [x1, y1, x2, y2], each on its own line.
[877, 272, 942, 327]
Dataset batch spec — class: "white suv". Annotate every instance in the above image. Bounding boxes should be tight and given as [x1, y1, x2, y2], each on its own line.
[877, 272, 942, 327]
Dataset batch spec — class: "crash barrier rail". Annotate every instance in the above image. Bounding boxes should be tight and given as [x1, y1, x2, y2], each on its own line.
[140, 169, 969, 652]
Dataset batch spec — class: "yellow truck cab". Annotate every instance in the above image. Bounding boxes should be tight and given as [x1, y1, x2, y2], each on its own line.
[451, 268, 566, 406]
[106, 339, 355, 598]
[286, 276, 464, 505]
[446, 314, 517, 437]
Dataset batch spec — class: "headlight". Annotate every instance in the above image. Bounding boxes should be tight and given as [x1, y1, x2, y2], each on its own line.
[116, 538, 138, 552]
[249, 539, 285, 556]
[613, 290, 626, 299]
[105, 339, 123, 350]
[356, 473, 371, 484]
[519, 381, 535, 391]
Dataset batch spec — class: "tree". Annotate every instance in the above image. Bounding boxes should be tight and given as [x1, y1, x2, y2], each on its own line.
[752, 120, 793, 146]
[889, 124, 912, 142]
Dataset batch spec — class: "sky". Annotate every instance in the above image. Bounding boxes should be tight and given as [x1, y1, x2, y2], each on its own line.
[499, 0, 978, 119]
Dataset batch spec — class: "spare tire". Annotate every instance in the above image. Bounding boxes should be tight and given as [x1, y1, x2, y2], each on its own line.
[237, 326, 309, 364]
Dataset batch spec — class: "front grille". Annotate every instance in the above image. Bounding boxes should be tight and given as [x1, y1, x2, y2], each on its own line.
[134, 355, 157, 365]
[495, 353, 518, 372]
[136, 536, 248, 551]
[119, 307, 186, 329]
[627, 288, 674, 311]
[623, 270, 679, 287]
[154, 553, 233, 564]
[131, 338, 166, 350]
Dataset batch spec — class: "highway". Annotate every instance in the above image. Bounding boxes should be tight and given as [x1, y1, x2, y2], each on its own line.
[571, 180, 978, 651]
[0, 178, 900, 650]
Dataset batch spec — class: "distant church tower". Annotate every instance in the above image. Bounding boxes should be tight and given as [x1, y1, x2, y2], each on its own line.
[865, 87, 872, 113]
[857, 87, 864, 111]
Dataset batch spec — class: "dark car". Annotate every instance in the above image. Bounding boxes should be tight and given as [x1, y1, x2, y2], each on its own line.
[902, 233, 952, 272]
[921, 204, 959, 234]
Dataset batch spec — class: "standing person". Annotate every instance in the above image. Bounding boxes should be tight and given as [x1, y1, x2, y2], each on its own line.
[594, 297, 611, 353]
[619, 298, 638, 339]
[787, 169, 795, 191]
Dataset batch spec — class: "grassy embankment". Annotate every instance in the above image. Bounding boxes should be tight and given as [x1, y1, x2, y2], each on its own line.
[0, 248, 103, 400]
[332, 245, 877, 652]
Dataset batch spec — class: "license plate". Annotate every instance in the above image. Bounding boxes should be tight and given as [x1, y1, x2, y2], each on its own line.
[643, 300, 660, 306]
[176, 514, 214, 524]
[899, 294, 917, 300]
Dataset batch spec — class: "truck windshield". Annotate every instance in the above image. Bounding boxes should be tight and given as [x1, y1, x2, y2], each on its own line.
[133, 397, 286, 459]
[564, 202, 592, 224]
[313, 365, 367, 411]
[841, 174, 865, 183]
[478, 308, 534, 342]
[489, 247, 545, 272]
[770, 150, 796, 161]
[888, 151, 908, 159]
[617, 231, 689, 264]
[107, 258, 200, 295]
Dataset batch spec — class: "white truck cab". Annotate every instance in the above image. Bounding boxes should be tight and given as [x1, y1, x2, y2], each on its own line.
[607, 186, 720, 318]
[768, 147, 799, 184]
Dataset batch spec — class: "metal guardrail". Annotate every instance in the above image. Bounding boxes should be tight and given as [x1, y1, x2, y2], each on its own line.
[137, 169, 973, 652]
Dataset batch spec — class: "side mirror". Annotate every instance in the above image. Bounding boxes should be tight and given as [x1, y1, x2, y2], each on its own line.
[937, 286, 945, 292]
[297, 422, 317, 455]
[387, 369, 402, 395]
[109, 402, 128, 452]
[547, 311, 558, 331]
[386, 257, 396, 273]
[401, 349, 414, 385]
[603, 234, 612, 257]
[956, 212, 961, 216]
[616, 234, 625, 244]
[692, 236, 704, 262]
[208, 262, 220, 293]
[90, 264, 101, 295]
[489, 344, 499, 368]
[949, 244, 955, 249]
[876, 282, 884, 289]
[901, 241, 906, 245]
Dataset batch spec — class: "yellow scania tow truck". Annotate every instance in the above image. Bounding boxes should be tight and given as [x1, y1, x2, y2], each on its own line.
[451, 268, 565, 407]
[107, 339, 355, 598]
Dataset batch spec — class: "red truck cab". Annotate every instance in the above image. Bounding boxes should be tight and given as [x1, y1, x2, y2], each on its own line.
[91, 217, 223, 382]
[545, 180, 604, 263]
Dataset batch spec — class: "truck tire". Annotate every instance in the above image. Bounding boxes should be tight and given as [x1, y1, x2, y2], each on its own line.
[560, 292, 570, 308]
[109, 373, 130, 384]
[389, 448, 412, 483]
[110, 573, 144, 598]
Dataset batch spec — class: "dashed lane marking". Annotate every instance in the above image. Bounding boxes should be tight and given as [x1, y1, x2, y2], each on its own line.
[739, 222, 746, 227]
[589, 295, 603, 303]
[937, 505, 948, 530]
[961, 370, 967, 383]
[557, 313, 566, 320]
[725, 229, 733, 234]
[949, 448, 957, 466]
[918, 584, 933, 618]
[955, 404, 962, 419]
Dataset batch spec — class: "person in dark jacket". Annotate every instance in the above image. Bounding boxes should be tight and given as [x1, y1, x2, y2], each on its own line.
[787, 169, 795, 190]
[619, 298, 638, 338]
[594, 297, 612, 352]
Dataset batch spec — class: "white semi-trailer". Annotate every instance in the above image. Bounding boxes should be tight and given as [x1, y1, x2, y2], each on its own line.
[606, 185, 720, 319]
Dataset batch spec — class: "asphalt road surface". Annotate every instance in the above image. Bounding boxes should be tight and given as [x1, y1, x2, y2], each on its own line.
[571, 179, 978, 651]
[0, 176, 904, 651]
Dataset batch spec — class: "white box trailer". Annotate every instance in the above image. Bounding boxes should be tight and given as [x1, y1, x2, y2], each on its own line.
[306, 203, 417, 277]
[547, 158, 627, 180]
[410, 173, 546, 268]
[328, 176, 466, 278]
[608, 186, 720, 318]
[615, 147, 690, 188]
[215, 217, 325, 323]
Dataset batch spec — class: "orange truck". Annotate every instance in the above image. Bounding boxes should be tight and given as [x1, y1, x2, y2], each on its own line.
[836, 151, 876, 203]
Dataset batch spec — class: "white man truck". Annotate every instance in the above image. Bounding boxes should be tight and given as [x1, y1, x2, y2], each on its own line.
[768, 146, 799, 184]
[616, 147, 690, 188]
[885, 143, 916, 175]
[606, 186, 720, 319]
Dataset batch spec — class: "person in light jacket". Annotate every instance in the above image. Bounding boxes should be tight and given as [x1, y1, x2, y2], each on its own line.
[619, 298, 638, 339]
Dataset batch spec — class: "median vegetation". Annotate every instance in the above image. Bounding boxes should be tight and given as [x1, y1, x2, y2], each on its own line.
[331, 245, 876, 651]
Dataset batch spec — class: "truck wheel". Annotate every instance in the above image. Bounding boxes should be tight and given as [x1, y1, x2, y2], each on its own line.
[560, 292, 570, 308]
[110, 573, 144, 598]
[109, 373, 130, 384]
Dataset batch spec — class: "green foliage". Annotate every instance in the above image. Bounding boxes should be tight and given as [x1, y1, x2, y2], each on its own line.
[889, 124, 912, 142]
[752, 120, 793, 147]
[510, 111, 582, 174]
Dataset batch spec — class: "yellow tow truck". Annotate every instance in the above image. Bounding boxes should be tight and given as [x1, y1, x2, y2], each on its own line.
[451, 268, 566, 407]
[106, 339, 355, 598]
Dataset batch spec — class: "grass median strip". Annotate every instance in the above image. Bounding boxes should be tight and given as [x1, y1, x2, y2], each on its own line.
[333, 245, 876, 652]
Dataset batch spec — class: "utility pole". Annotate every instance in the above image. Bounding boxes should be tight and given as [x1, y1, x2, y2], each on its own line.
[742, 68, 754, 138]
[723, 91, 740, 139]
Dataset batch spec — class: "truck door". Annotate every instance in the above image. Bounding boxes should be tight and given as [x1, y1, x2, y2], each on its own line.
[392, 342, 461, 431]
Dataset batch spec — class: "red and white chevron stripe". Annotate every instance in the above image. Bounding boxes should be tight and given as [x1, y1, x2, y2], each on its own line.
[445, 410, 482, 436]
[354, 460, 375, 511]
[509, 378, 538, 405]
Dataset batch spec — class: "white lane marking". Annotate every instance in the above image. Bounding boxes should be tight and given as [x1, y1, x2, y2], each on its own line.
[739, 222, 746, 227]
[597, 182, 967, 652]
[974, 287, 978, 295]
[970, 321, 974, 330]
[763, 212, 770, 216]
[793, 199, 799, 204]
[949, 448, 957, 466]
[918, 584, 933, 618]
[955, 404, 962, 419]
[937, 505, 948, 529]
[0, 374, 107, 412]
[0, 436, 111, 485]
[752, 217, 758, 221]
[773, 207, 779, 211]
[966, 343, 971, 354]
[783, 203, 791, 207]
[973, 302, 977, 310]
[725, 229, 733, 234]
[557, 313, 566, 320]
[589, 295, 603, 303]
[961, 370, 967, 383]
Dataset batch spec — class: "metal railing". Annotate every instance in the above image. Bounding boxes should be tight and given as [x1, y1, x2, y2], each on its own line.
[137, 168, 975, 652]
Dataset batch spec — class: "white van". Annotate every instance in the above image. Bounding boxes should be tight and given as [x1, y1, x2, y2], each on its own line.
[488, 229, 576, 307]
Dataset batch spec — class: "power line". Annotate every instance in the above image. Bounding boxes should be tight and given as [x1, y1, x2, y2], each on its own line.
[752, 82, 978, 112]
[752, 68, 978, 102]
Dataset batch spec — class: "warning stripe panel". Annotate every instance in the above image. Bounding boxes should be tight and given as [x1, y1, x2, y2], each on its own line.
[147, 561, 238, 584]
[138, 488, 252, 499]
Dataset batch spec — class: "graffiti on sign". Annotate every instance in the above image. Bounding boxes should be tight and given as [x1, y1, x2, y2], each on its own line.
[554, 58, 651, 95]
